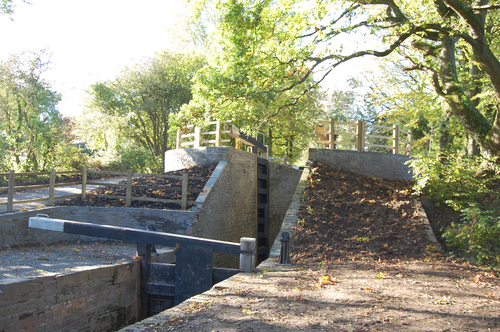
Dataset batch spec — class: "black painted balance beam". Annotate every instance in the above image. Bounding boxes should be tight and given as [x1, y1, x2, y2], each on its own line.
[28, 216, 241, 255]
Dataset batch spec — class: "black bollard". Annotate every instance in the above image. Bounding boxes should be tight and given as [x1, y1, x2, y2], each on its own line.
[278, 231, 291, 264]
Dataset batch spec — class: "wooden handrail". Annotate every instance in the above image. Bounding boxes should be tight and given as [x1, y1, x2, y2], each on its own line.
[176, 121, 268, 158]
[314, 119, 412, 156]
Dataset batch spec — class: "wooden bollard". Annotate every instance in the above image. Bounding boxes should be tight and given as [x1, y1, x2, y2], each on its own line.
[239, 237, 256, 272]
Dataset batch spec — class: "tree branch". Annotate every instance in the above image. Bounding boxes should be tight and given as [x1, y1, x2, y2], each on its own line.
[471, 3, 500, 10]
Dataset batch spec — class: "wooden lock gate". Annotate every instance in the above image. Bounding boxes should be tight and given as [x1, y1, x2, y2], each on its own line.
[28, 216, 256, 319]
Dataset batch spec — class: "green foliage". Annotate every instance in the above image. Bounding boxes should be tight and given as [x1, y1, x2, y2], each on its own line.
[81, 50, 204, 172]
[409, 155, 500, 211]
[443, 205, 500, 265]
[190, 0, 500, 156]
[0, 50, 83, 172]
[410, 155, 500, 264]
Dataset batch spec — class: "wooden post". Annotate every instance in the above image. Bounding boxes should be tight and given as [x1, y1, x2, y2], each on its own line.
[48, 168, 56, 206]
[137, 243, 152, 319]
[194, 127, 201, 148]
[176, 129, 182, 149]
[181, 172, 188, 210]
[329, 119, 335, 149]
[126, 170, 132, 207]
[81, 167, 87, 200]
[239, 237, 256, 272]
[406, 130, 412, 156]
[393, 125, 400, 154]
[357, 120, 366, 151]
[215, 119, 221, 147]
[7, 170, 14, 213]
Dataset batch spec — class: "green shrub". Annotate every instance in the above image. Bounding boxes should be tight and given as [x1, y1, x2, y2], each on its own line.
[409, 154, 500, 265]
[443, 205, 500, 265]
[409, 155, 500, 211]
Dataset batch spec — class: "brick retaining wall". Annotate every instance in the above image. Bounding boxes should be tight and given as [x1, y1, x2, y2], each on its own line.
[165, 147, 301, 267]
[268, 163, 301, 250]
[0, 262, 140, 332]
[308, 149, 413, 180]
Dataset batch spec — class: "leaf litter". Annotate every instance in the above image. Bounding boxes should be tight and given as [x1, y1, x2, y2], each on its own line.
[132, 163, 500, 332]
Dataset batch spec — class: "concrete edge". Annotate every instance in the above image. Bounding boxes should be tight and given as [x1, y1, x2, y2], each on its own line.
[194, 160, 228, 209]
[415, 199, 442, 252]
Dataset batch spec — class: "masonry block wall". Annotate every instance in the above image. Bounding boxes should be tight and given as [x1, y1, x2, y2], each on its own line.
[268, 163, 301, 249]
[0, 262, 139, 332]
[165, 147, 301, 267]
[309, 149, 413, 181]
[0, 207, 196, 249]
[193, 149, 258, 268]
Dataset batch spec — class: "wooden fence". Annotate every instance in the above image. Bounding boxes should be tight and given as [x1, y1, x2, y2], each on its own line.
[176, 120, 232, 149]
[176, 121, 268, 158]
[315, 119, 412, 156]
[0, 168, 203, 213]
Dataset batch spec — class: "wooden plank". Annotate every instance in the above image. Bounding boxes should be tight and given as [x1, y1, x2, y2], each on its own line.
[48, 169, 55, 206]
[213, 268, 239, 284]
[181, 173, 188, 210]
[86, 182, 127, 187]
[87, 170, 126, 176]
[365, 143, 391, 149]
[146, 283, 175, 297]
[88, 194, 126, 200]
[333, 141, 357, 146]
[225, 125, 268, 153]
[29, 217, 242, 255]
[175, 243, 213, 305]
[55, 171, 81, 175]
[335, 121, 358, 126]
[366, 124, 393, 130]
[7, 170, 14, 213]
[148, 263, 176, 283]
[366, 134, 391, 140]
[82, 167, 87, 200]
[176, 130, 182, 149]
[335, 132, 357, 136]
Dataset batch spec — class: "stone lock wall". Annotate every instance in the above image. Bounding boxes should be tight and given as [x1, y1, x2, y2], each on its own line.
[0, 262, 140, 332]
[165, 147, 302, 267]
[308, 149, 413, 181]
[268, 162, 301, 249]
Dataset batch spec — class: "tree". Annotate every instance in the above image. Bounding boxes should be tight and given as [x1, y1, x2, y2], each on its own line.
[191, 0, 500, 156]
[0, 50, 71, 172]
[86, 51, 204, 172]
[1, 0, 29, 16]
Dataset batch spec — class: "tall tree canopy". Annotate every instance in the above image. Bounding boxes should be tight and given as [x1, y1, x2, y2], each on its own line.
[0, 50, 71, 171]
[86, 51, 204, 172]
[190, 0, 500, 156]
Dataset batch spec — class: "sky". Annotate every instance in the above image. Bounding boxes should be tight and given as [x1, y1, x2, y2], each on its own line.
[0, 0, 377, 117]
[0, 0, 186, 116]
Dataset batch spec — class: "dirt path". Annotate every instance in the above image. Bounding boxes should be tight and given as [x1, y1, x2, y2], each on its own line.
[122, 165, 500, 332]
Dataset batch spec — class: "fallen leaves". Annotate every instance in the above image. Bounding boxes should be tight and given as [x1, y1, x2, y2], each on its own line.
[315, 275, 336, 289]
